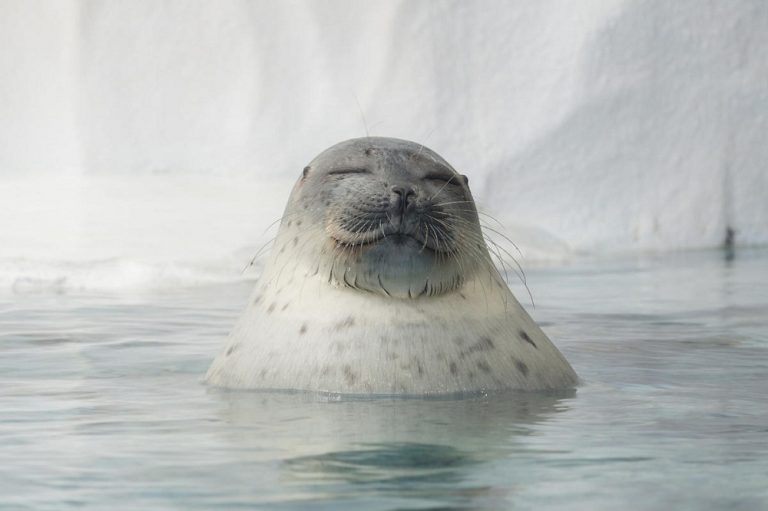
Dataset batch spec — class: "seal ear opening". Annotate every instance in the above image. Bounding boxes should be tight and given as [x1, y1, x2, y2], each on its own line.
[301, 166, 311, 181]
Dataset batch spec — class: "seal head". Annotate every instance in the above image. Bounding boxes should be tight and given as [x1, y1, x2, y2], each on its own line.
[297, 137, 479, 298]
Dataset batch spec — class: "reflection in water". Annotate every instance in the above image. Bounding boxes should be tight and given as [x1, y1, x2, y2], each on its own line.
[215, 390, 574, 509]
[284, 444, 501, 511]
[287, 443, 475, 501]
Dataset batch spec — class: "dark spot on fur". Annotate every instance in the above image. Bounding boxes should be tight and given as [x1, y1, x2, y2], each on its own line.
[416, 360, 424, 377]
[479, 337, 495, 349]
[477, 361, 492, 373]
[286, 220, 292, 227]
[365, 147, 374, 156]
[259, 368, 267, 379]
[281, 302, 290, 311]
[343, 365, 357, 385]
[302, 166, 310, 179]
[293, 237, 298, 246]
[296, 220, 302, 226]
[225, 344, 236, 356]
[299, 323, 307, 335]
[334, 316, 355, 330]
[459, 292, 466, 300]
[459, 337, 496, 358]
[253, 295, 262, 304]
[449, 362, 458, 375]
[519, 330, 537, 348]
[267, 302, 276, 313]
[279, 246, 285, 254]
[320, 365, 331, 376]
[468, 371, 476, 380]
[515, 359, 529, 377]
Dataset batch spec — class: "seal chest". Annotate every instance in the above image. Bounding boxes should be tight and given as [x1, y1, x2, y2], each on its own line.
[206, 137, 577, 394]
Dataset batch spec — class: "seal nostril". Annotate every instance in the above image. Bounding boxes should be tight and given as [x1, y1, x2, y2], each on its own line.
[390, 185, 416, 224]
[391, 185, 416, 206]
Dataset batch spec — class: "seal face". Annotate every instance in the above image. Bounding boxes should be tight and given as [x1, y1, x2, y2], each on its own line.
[299, 137, 478, 299]
[206, 137, 578, 394]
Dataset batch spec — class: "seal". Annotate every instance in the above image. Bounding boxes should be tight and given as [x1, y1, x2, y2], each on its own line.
[206, 137, 578, 394]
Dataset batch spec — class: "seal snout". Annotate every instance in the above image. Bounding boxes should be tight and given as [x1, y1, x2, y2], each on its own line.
[390, 184, 416, 207]
[389, 184, 417, 230]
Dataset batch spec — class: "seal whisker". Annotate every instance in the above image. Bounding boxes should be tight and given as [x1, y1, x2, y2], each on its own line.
[243, 210, 306, 271]
[437, 205, 525, 260]
[431, 211, 529, 293]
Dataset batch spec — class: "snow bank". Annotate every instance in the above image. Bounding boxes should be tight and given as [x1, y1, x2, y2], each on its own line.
[1, 0, 766, 291]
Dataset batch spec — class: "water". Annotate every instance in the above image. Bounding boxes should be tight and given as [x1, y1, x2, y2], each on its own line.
[1, 249, 767, 510]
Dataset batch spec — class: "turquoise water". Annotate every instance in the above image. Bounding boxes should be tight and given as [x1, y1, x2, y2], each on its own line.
[1, 249, 767, 510]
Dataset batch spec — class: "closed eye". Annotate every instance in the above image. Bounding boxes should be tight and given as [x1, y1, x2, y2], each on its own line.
[424, 173, 460, 185]
[328, 168, 369, 176]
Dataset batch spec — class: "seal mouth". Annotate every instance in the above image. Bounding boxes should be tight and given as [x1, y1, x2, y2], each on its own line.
[327, 208, 460, 255]
[331, 232, 436, 252]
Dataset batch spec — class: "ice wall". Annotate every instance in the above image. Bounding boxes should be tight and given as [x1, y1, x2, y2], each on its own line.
[485, 0, 768, 254]
[1, 0, 766, 291]
[0, 0, 80, 175]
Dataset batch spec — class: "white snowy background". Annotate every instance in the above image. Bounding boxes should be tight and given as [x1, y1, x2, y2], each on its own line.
[1, 0, 766, 292]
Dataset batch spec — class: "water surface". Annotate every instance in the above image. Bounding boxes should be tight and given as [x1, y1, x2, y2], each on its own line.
[1, 249, 767, 510]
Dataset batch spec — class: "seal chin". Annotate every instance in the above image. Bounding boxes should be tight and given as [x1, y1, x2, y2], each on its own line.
[385, 233, 428, 248]
[361, 233, 436, 260]
[329, 235, 464, 299]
